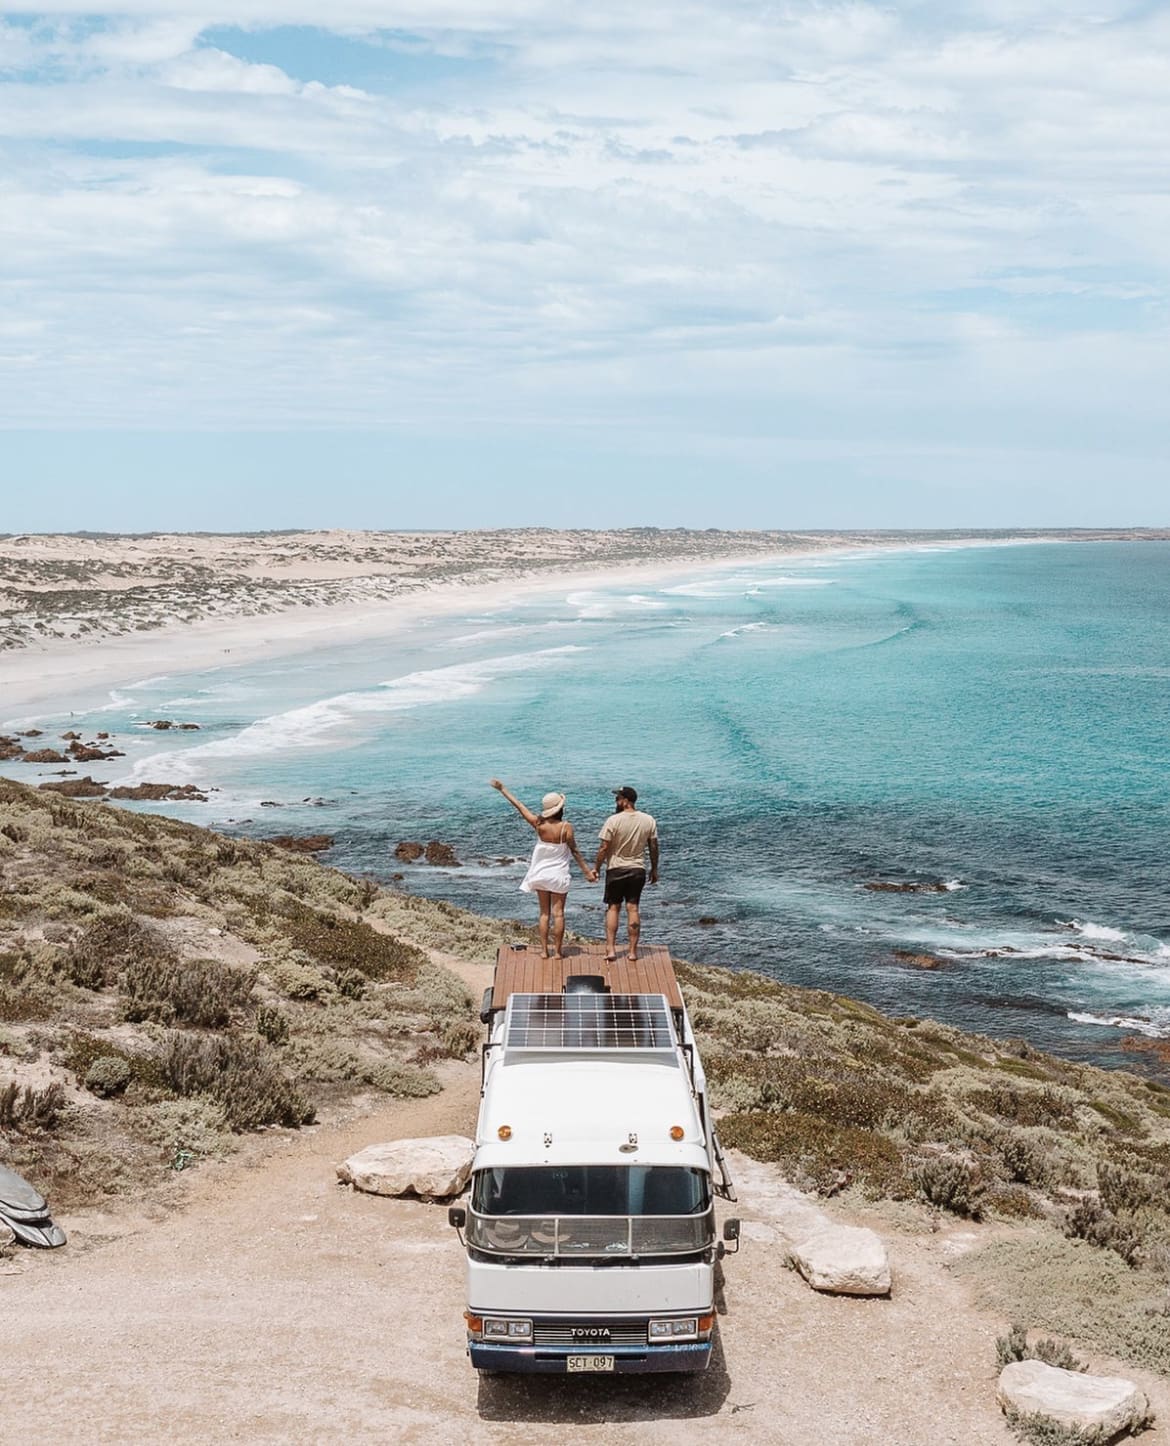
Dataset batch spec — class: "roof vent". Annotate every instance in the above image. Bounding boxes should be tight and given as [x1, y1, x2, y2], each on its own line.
[565, 974, 609, 995]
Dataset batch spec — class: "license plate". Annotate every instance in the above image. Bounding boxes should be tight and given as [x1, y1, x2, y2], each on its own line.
[567, 1355, 615, 1373]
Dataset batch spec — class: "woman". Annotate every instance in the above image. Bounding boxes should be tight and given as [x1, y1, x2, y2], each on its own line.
[490, 779, 596, 960]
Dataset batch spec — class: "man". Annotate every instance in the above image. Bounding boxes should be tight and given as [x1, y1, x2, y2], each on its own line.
[594, 786, 659, 963]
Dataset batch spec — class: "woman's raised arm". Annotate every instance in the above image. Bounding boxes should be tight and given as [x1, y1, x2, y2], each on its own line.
[489, 778, 540, 828]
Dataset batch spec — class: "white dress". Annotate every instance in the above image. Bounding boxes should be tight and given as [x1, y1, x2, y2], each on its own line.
[520, 830, 572, 894]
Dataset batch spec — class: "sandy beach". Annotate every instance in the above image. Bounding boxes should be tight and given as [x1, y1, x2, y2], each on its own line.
[4, 526, 1155, 721]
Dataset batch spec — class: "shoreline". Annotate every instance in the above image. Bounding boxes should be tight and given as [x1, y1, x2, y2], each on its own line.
[1, 532, 1063, 722]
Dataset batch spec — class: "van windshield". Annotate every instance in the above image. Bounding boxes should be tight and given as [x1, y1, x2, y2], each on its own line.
[472, 1166, 709, 1217]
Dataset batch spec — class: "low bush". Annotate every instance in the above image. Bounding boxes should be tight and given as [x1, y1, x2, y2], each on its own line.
[64, 914, 175, 991]
[254, 1003, 290, 1046]
[121, 956, 257, 1028]
[275, 900, 426, 983]
[996, 1322, 1086, 1372]
[441, 1019, 482, 1058]
[158, 1032, 315, 1131]
[719, 1109, 910, 1197]
[363, 1061, 442, 1098]
[915, 1154, 984, 1218]
[1064, 1198, 1143, 1267]
[84, 1055, 132, 1097]
[0, 1081, 66, 1132]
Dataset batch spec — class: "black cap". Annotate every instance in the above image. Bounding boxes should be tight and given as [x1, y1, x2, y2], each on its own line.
[614, 785, 637, 804]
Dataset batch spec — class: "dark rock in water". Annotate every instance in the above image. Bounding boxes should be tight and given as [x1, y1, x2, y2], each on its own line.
[395, 841, 425, 862]
[892, 949, 946, 970]
[20, 729, 43, 738]
[23, 748, 67, 763]
[38, 776, 108, 797]
[107, 781, 208, 802]
[60, 731, 82, 741]
[1120, 1036, 1170, 1068]
[68, 743, 124, 761]
[865, 880, 950, 894]
[96, 731, 110, 739]
[270, 834, 335, 854]
[697, 916, 719, 926]
[49, 769, 78, 776]
[259, 800, 281, 807]
[424, 840, 460, 867]
[147, 719, 174, 730]
[391, 872, 404, 881]
[177, 723, 200, 730]
[0, 737, 22, 761]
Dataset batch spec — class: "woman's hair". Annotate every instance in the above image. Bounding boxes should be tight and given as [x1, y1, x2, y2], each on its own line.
[543, 808, 565, 823]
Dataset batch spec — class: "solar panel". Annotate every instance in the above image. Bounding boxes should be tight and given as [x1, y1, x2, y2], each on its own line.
[505, 993, 676, 1053]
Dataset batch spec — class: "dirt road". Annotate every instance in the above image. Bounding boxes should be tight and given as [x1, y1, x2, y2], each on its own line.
[2, 1045, 1165, 1443]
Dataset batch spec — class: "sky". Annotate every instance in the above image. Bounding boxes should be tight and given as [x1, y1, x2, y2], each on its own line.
[1, 2, 1168, 531]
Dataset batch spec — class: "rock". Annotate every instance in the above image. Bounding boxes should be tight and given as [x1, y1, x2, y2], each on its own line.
[270, 834, 335, 854]
[697, 915, 719, 926]
[96, 731, 110, 739]
[107, 782, 208, 802]
[22, 749, 67, 764]
[259, 800, 281, 807]
[893, 950, 946, 970]
[177, 723, 200, 730]
[0, 1221, 15, 1252]
[20, 729, 43, 738]
[424, 840, 460, 866]
[0, 740, 25, 761]
[787, 1223, 891, 1296]
[337, 1136, 475, 1200]
[395, 841, 424, 862]
[68, 743, 124, 761]
[997, 1360, 1149, 1440]
[147, 720, 173, 730]
[38, 776, 108, 797]
[60, 731, 82, 741]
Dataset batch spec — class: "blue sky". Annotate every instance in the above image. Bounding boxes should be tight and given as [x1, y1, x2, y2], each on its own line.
[1, 2, 1167, 530]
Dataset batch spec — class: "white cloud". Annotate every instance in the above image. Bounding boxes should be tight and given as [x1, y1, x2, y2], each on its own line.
[0, 0, 1165, 505]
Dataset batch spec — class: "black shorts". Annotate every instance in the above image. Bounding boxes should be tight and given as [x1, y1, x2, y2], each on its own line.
[604, 867, 646, 906]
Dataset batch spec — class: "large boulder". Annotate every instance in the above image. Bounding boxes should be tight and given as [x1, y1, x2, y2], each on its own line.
[997, 1360, 1150, 1441]
[338, 1136, 474, 1201]
[787, 1223, 891, 1296]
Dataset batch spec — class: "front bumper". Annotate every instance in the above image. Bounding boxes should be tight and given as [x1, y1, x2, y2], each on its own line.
[468, 1341, 711, 1374]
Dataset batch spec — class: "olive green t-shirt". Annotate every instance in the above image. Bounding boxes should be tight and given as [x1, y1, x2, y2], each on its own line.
[598, 810, 657, 872]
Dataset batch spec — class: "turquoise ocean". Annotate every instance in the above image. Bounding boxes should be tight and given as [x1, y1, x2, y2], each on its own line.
[6, 540, 1170, 1073]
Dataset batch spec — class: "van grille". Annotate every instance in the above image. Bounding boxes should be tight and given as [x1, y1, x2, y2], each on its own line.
[533, 1318, 648, 1347]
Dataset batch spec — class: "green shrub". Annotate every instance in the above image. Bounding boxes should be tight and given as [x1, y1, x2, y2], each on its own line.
[999, 1132, 1056, 1188]
[84, 1055, 132, 1098]
[336, 969, 367, 1000]
[363, 1061, 442, 1098]
[158, 1032, 315, 1131]
[996, 1322, 1086, 1372]
[915, 1154, 984, 1218]
[0, 1081, 66, 1131]
[64, 914, 175, 990]
[719, 1109, 910, 1197]
[132, 1098, 231, 1161]
[1064, 1198, 1143, 1267]
[254, 1003, 290, 1046]
[275, 900, 426, 982]
[267, 956, 333, 1002]
[121, 956, 257, 1028]
[441, 1019, 482, 1057]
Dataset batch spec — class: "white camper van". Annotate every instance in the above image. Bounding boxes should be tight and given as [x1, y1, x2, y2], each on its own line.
[449, 944, 739, 1375]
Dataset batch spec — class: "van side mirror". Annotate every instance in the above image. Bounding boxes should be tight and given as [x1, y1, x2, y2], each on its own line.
[720, 1217, 741, 1255]
[448, 1207, 467, 1230]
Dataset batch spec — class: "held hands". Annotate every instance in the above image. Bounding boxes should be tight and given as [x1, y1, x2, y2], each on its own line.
[489, 778, 504, 791]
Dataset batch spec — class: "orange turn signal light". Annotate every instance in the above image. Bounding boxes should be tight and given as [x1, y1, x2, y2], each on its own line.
[669, 1125, 685, 1141]
[698, 1314, 715, 1333]
[464, 1312, 483, 1331]
[498, 1125, 513, 1141]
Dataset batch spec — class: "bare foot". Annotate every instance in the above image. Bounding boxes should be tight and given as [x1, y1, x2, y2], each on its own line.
[626, 953, 638, 961]
[604, 953, 617, 963]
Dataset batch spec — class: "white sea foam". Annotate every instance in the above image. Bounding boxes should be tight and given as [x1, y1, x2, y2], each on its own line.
[718, 622, 770, 640]
[1061, 919, 1128, 943]
[1068, 1009, 1170, 1038]
[126, 646, 587, 782]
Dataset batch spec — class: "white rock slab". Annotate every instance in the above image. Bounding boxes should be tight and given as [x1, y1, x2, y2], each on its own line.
[787, 1223, 892, 1296]
[338, 1136, 474, 1200]
[997, 1360, 1149, 1440]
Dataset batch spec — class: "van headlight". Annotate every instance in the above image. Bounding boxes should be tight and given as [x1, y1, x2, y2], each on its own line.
[483, 1317, 533, 1340]
[649, 1317, 698, 1342]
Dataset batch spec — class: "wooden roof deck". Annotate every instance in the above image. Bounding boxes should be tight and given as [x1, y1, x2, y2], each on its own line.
[491, 939, 683, 1012]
